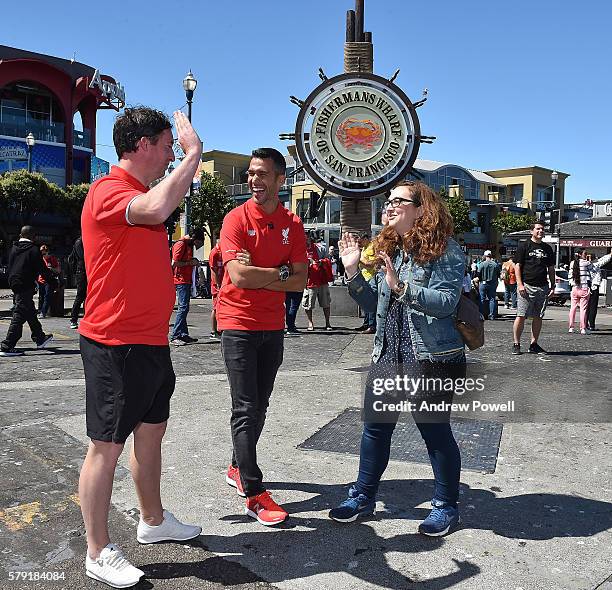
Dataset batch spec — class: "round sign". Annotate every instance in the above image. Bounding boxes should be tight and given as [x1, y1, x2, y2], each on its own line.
[295, 73, 421, 199]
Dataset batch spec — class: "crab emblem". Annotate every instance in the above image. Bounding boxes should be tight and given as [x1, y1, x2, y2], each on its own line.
[336, 118, 383, 152]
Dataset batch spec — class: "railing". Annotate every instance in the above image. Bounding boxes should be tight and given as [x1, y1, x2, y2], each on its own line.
[73, 129, 92, 148]
[0, 119, 65, 143]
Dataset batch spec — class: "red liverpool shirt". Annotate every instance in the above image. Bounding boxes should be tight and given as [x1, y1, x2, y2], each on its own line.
[79, 166, 175, 345]
[217, 199, 307, 331]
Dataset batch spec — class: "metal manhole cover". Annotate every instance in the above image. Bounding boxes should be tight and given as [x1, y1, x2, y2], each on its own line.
[298, 408, 503, 473]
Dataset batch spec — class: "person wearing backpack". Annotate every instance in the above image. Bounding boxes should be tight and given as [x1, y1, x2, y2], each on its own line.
[69, 236, 87, 329]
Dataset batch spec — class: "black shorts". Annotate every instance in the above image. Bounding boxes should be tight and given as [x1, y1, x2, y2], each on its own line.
[80, 335, 176, 443]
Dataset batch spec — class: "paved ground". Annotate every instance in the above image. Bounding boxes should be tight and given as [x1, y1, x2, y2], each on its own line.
[0, 292, 611, 589]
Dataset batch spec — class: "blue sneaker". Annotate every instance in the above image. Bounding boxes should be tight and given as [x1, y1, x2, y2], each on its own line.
[329, 486, 375, 522]
[418, 499, 460, 536]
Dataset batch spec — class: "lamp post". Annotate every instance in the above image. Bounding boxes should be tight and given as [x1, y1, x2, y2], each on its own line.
[25, 132, 35, 173]
[182, 70, 197, 235]
[551, 170, 560, 267]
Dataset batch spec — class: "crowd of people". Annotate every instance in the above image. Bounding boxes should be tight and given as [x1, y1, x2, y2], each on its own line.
[1, 105, 611, 589]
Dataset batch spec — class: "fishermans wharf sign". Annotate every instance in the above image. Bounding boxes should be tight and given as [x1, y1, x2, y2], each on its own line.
[294, 72, 421, 199]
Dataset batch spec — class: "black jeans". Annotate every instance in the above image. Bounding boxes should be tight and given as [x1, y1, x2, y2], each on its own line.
[221, 330, 284, 497]
[2, 288, 45, 350]
[586, 286, 599, 329]
[70, 274, 88, 323]
[285, 292, 302, 330]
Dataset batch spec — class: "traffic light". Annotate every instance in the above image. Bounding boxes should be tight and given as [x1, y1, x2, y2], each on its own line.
[308, 191, 320, 220]
[164, 208, 181, 243]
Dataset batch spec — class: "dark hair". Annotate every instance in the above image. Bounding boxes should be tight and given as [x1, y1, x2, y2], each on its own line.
[251, 148, 286, 175]
[191, 228, 205, 242]
[20, 225, 35, 240]
[531, 221, 545, 230]
[572, 251, 582, 285]
[113, 107, 172, 159]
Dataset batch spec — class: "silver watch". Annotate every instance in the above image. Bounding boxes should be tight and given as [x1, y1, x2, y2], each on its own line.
[279, 265, 291, 282]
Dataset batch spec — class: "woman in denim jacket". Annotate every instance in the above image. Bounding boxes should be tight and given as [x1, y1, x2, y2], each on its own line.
[329, 181, 466, 536]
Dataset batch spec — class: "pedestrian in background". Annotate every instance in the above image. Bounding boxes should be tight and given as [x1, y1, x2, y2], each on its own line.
[501, 258, 517, 309]
[0, 226, 54, 356]
[170, 229, 205, 345]
[512, 222, 555, 355]
[477, 250, 500, 320]
[586, 250, 612, 331]
[37, 244, 60, 318]
[303, 230, 333, 331]
[208, 238, 224, 340]
[568, 250, 591, 334]
[69, 236, 87, 329]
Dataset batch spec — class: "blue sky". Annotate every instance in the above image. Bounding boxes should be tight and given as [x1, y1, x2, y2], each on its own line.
[4, 0, 611, 203]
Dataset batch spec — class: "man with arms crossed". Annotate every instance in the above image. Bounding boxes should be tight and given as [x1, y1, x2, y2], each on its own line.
[512, 221, 555, 355]
[79, 107, 202, 588]
[219, 148, 307, 526]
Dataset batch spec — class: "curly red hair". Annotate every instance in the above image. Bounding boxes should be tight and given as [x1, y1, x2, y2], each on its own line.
[371, 181, 455, 265]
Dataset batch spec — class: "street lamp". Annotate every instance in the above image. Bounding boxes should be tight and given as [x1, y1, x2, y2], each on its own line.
[183, 70, 198, 235]
[25, 132, 35, 173]
[551, 170, 561, 267]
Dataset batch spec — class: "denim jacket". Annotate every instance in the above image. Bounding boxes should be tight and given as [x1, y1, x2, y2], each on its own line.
[348, 238, 465, 362]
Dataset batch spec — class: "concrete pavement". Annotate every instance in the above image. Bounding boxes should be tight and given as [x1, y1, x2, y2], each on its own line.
[0, 299, 611, 589]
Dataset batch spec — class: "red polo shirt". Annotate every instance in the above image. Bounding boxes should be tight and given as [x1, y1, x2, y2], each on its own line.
[208, 244, 224, 295]
[79, 166, 175, 346]
[172, 238, 194, 285]
[217, 199, 307, 331]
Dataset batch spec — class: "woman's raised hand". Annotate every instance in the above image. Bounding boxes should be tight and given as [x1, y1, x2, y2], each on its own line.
[338, 233, 362, 276]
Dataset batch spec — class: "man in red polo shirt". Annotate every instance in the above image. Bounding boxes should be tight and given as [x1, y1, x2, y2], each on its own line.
[208, 238, 224, 339]
[78, 107, 202, 589]
[219, 148, 307, 526]
[170, 228, 204, 345]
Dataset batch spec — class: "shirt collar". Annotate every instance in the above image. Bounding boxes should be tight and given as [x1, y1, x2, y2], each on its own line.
[246, 197, 281, 221]
[111, 166, 149, 193]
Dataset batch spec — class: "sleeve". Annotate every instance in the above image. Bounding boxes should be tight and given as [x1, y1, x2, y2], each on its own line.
[593, 253, 612, 269]
[172, 241, 188, 262]
[220, 211, 246, 265]
[288, 219, 308, 265]
[546, 245, 556, 267]
[513, 243, 525, 265]
[89, 178, 142, 226]
[397, 245, 464, 318]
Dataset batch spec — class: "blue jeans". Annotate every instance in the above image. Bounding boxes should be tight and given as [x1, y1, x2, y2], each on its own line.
[285, 291, 302, 331]
[364, 311, 377, 329]
[504, 283, 517, 308]
[355, 356, 465, 507]
[38, 283, 52, 317]
[479, 280, 498, 319]
[170, 284, 191, 340]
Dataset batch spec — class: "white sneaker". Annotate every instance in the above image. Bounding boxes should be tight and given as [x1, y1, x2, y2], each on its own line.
[85, 544, 143, 588]
[580, 328, 587, 335]
[137, 510, 201, 544]
[568, 327, 574, 333]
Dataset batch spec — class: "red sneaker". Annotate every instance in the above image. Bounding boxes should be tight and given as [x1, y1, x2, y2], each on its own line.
[226, 465, 246, 497]
[245, 491, 288, 526]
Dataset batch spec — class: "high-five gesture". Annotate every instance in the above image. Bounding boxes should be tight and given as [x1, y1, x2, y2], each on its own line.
[338, 233, 362, 277]
[173, 110, 202, 158]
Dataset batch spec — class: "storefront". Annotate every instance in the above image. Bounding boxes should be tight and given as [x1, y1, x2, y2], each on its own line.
[0, 44, 123, 186]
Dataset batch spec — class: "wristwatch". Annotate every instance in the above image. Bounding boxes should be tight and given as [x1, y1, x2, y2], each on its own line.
[279, 265, 291, 282]
[393, 281, 406, 296]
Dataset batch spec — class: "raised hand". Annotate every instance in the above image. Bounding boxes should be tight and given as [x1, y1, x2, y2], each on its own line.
[173, 110, 202, 158]
[378, 251, 400, 292]
[338, 233, 362, 275]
